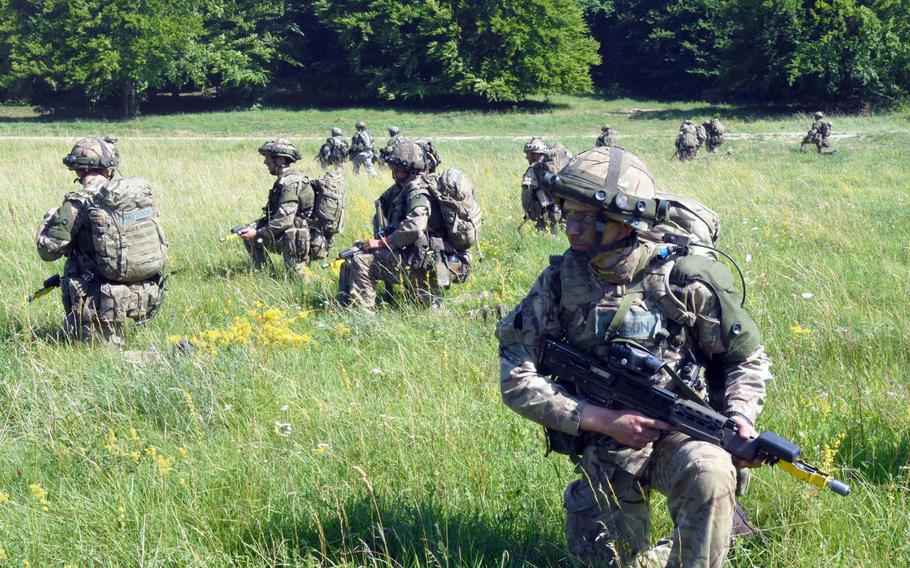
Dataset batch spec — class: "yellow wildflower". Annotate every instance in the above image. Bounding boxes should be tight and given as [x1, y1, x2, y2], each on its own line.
[790, 324, 812, 336]
[0, 549, 6, 561]
[130, 451, 140, 462]
[156, 454, 174, 477]
[330, 258, 345, 278]
[0, 491, 9, 504]
[179, 476, 188, 487]
[819, 432, 846, 472]
[178, 447, 188, 458]
[144, 447, 157, 459]
[29, 483, 49, 512]
[118, 506, 126, 529]
[129, 427, 141, 442]
[23, 559, 29, 567]
[334, 323, 351, 337]
[167, 335, 182, 345]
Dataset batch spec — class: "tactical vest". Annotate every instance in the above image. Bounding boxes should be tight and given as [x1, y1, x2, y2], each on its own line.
[84, 177, 168, 283]
[264, 169, 309, 221]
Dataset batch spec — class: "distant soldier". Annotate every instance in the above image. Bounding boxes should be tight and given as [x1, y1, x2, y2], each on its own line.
[674, 120, 700, 160]
[801, 112, 834, 154]
[349, 121, 378, 176]
[36, 136, 169, 345]
[241, 139, 343, 273]
[379, 126, 405, 165]
[595, 124, 617, 148]
[703, 118, 726, 152]
[521, 137, 562, 232]
[317, 127, 348, 169]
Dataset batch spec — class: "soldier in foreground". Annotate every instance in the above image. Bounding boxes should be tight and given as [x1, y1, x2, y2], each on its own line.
[801, 111, 834, 154]
[496, 146, 770, 567]
[240, 139, 339, 273]
[703, 118, 726, 152]
[674, 120, 700, 160]
[317, 127, 348, 169]
[337, 141, 477, 311]
[521, 137, 562, 232]
[349, 121, 378, 176]
[595, 124, 617, 148]
[36, 136, 169, 345]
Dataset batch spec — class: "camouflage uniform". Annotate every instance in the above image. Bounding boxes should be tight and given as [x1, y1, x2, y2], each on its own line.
[317, 129, 349, 168]
[350, 122, 378, 176]
[496, 146, 771, 567]
[37, 138, 166, 345]
[245, 168, 327, 272]
[595, 125, 618, 148]
[380, 127, 405, 163]
[801, 113, 832, 153]
[675, 121, 699, 161]
[338, 142, 468, 310]
[521, 138, 562, 232]
[703, 119, 725, 152]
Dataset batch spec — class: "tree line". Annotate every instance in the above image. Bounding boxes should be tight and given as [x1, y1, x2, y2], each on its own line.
[1, 0, 907, 117]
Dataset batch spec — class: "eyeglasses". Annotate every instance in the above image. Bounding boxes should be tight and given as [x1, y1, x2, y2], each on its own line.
[564, 211, 600, 228]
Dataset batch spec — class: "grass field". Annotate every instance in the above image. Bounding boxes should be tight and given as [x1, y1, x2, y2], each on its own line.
[0, 96, 909, 566]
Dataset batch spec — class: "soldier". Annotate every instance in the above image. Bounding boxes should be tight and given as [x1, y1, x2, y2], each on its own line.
[496, 146, 770, 567]
[337, 141, 472, 311]
[317, 127, 349, 169]
[595, 124, 618, 148]
[703, 118, 726, 152]
[379, 126, 405, 164]
[801, 111, 833, 154]
[350, 121, 378, 176]
[521, 137, 562, 232]
[240, 139, 332, 273]
[675, 119, 700, 160]
[36, 136, 169, 345]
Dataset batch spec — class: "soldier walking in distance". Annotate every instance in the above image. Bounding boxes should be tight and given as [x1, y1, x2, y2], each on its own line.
[317, 127, 349, 169]
[703, 118, 726, 152]
[801, 112, 834, 154]
[595, 124, 618, 148]
[350, 121, 378, 176]
[36, 136, 169, 345]
[379, 126, 405, 164]
[240, 139, 339, 274]
[497, 146, 770, 567]
[338, 141, 478, 311]
[675, 120, 700, 160]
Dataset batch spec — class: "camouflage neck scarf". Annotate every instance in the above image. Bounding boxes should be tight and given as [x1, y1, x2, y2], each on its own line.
[588, 234, 643, 284]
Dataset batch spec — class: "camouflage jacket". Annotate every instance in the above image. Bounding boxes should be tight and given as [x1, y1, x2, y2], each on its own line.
[496, 243, 771, 474]
[351, 131, 374, 154]
[595, 132, 617, 148]
[374, 174, 444, 251]
[521, 160, 558, 193]
[257, 169, 315, 239]
[36, 177, 106, 277]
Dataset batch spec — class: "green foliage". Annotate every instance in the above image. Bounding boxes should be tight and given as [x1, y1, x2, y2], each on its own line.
[312, 0, 600, 102]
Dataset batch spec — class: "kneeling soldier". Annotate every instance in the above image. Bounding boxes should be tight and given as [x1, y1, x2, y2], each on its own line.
[37, 136, 169, 345]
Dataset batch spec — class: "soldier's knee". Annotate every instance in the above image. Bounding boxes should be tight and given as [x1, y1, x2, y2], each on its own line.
[678, 453, 736, 502]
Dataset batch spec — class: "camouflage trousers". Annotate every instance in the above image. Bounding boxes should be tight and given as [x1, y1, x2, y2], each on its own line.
[244, 227, 329, 274]
[337, 248, 442, 311]
[706, 136, 724, 152]
[351, 151, 378, 176]
[801, 135, 829, 153]
[61, 275, 162, 346]
[521, 187, 562, 232]
[564, 432, 736, 568]
[675, 144, 699, 161]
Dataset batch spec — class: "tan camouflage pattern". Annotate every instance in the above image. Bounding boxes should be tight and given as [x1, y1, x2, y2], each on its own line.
[246, 169, 324, 272]
[351, 129, 378, 176]
[36, 177, 163, 345]
[521, 162, 561, 231]
[675, 122, 699, 160]
[801, 119, 831, 153]
[703, 119, 725, 152]
[496, 243, 770, 566]
[338, 247, 440, 310]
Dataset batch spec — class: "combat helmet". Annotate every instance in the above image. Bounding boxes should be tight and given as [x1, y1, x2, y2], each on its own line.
[331, 127, 342, 136]
[258, 138, 301, 162]
[384, 141, 429, 174]
[524, 137, 548, 155]
[601, 125, 611, 131]
[814, 111, 824, 119]
[63, 135, 120, 171]
[388, 126, 400, 136]
[545, 146, 664, 231]
[355, 121, 366, 130]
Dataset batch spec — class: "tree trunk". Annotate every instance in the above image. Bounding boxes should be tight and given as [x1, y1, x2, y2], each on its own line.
[122, 79, 138, 119]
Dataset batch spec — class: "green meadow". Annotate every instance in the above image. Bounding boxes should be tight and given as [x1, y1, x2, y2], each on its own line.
[0, 97, 908, 566]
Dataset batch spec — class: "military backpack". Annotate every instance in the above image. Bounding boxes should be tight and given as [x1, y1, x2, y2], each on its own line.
[311, 170, 347, 237]
[86, 177, 168, 282]
[428, 169, 482, 252]
[546, 143, 574, 171]
[819, 121, 832, 137]
[654, 190, 721, 250]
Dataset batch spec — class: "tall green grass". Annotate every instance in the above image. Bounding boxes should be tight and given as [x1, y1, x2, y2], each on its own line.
[0, 97, 908, 566]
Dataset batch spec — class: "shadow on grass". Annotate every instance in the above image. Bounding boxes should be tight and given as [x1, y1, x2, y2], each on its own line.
[237, 497, 564, 566]
[629, 105, 801, 122]
[840, 425, 909, 486]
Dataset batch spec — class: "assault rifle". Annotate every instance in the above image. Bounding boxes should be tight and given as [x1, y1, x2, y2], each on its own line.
[337, 242, 365, 260]
[220, 221, 258, 242]
[28, 274, 62, 302]
[538, 339, 850, 496]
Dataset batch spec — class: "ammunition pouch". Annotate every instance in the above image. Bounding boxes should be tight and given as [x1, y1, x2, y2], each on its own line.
[545, 427, 586, 456]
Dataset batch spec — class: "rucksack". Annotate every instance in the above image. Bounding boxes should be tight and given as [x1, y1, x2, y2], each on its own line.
[819, 121, 832, 137]
[86, 177, 168, 282]
[429, 168, 482, 252]
[655, 190, 720, 249]
[711, 120, 725, 135]
[695, 124, 707, 145]
[546, 143, 574, 170]
[311, 170, 347, 237]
